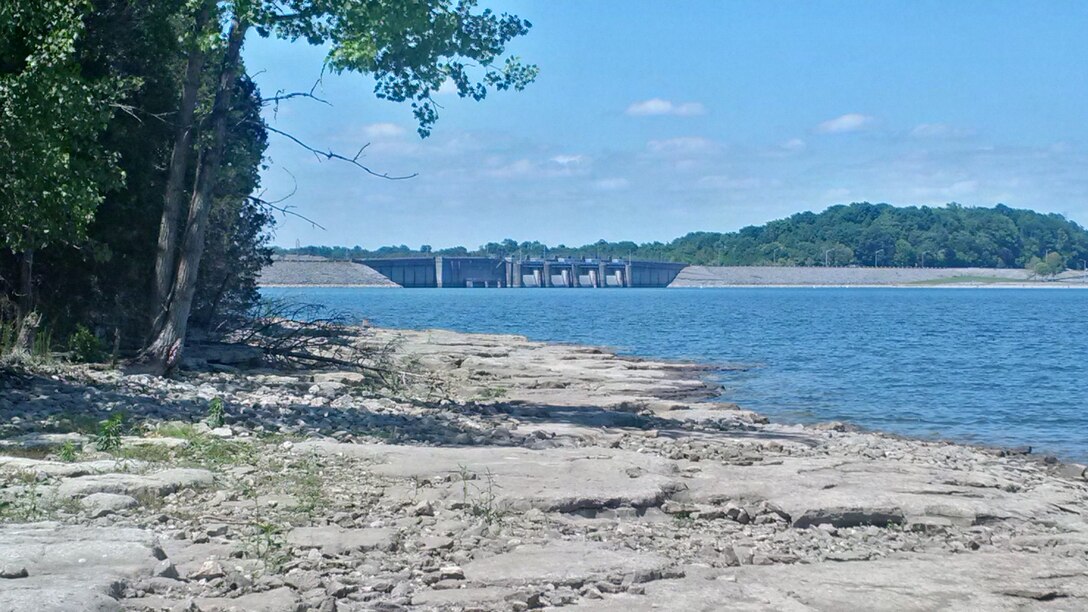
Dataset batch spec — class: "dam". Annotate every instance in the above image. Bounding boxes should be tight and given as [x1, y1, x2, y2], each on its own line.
[356, 256, 687, 288]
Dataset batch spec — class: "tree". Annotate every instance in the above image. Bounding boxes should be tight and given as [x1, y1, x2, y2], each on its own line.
[142, 0, 538, 374]
[0, 0, 125, 344]
[1030, 252, 1066, 278]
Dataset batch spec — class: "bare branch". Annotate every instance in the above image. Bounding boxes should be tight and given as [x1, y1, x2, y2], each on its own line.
[261, 79, 330, 107]
[248, 169, 327, 229]
[261, 123, 417, 180]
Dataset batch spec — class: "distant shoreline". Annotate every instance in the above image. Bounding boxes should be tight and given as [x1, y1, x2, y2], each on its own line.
[260, 256, 1088, 289]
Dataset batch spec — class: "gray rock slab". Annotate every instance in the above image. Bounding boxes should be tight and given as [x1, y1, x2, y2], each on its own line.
[0, 524, 165, 611]
[81, 492, 139, 518]
[0, 576, 124, 612]
[295, 441, 679, 512]
[55, 467, 214, 499]
[0, 457, 141, 479]
[567, 552, 1088, 611]
[285, 526, 395, 555]
[679, 455, 1077, 528]
[461, 542, 673, 587]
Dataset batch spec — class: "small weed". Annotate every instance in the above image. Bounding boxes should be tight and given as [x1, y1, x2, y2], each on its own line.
[206, 398, 225, 429]
[245, 519, 289, 573]
[94, 413, 124, 452]
[57, 440, 79, 462]
[455, 464, 509, 525]
[289, 454, 325, 515]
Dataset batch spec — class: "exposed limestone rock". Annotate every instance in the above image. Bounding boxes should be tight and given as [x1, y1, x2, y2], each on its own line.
[55, 468, 214, 499]
[0, 326, 1086, 610]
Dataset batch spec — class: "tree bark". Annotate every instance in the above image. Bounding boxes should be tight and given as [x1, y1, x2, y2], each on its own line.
[14, 249, 35, 352]
[151, 1, 212, 334]
[142, 15, 248, 375]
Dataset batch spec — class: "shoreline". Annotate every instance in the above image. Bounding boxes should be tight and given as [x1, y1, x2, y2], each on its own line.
[1, 326, 1087, 609]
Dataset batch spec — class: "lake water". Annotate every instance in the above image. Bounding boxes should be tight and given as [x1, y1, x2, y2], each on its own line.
[262, 287, 1088, 461]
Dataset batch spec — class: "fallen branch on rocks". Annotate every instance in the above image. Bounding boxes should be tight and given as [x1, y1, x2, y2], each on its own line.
[194, 298, 437, 394]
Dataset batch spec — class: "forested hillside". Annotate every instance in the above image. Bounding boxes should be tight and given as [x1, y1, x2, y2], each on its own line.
[286, 203, 1088, 270]
[0, 1, 535, 373]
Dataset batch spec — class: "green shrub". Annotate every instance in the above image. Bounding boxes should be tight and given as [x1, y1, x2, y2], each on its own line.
[68, 325, 104, 363]
[207, 398, 225, 429]
[57, 440, 79, 462]
[94, 413, 124, 452]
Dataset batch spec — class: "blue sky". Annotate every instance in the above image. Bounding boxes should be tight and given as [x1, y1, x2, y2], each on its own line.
[244, 0, 1088, 249]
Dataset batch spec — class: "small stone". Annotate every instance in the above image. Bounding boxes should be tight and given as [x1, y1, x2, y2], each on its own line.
[154, 560, 179, 579]
[439, 565, 465, 580]
[190, 559, 225, 580]
[0, 566, 28, 579]
[412, 501, 435, 517]
[285, 569, 322, 592]
[326, 580, 355, 598]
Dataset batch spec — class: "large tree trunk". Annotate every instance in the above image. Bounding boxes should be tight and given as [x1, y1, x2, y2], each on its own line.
[14, 249, 36, 353]
[142, 16, 248, 375]
[151, 1, 213, 334]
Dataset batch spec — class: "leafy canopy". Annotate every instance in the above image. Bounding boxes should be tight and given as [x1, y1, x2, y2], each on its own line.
[0, 0, 127, 252]
[248, 0, 537, 136]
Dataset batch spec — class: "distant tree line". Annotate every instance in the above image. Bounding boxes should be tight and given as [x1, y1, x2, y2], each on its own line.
[283, 203, 1088, 273]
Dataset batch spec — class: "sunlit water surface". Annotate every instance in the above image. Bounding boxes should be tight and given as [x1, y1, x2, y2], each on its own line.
[263, 287, 1088, 460]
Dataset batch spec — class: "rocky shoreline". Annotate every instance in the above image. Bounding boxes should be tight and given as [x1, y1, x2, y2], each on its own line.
[1, 327, 1087, 611]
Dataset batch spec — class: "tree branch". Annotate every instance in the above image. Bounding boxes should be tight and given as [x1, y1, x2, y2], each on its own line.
[261, 123, 417, 180]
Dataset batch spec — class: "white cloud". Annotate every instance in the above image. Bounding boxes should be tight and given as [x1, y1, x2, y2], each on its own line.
[646, 136, 718, 155]
[363, 122, 406, 139]
[484, 154, 591, 179]
[626, 98, 706, 117]
[550, 154, 587, 166]
[816, 113, 874, 133]
[781, 138, 806, 152]
[910, 123, 974, 139]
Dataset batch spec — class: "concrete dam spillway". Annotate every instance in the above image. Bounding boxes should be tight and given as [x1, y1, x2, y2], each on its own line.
[357, 257, 688, 288]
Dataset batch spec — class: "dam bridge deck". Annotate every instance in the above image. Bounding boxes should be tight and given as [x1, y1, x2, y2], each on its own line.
[356, 257, 686, 288]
